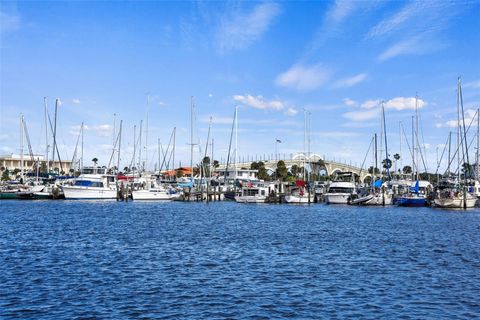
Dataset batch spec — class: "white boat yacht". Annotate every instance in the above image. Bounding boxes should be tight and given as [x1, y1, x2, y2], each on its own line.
[131, 176, 181, 201]
[323, 172, 357, 204]
[235, 182, 275, 203]
[324, 181, 357, 204]
[434, 180, 476, 209]
[62, 167, 117, 200]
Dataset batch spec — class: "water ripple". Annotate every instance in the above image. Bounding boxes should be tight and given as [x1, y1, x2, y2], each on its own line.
[1, 201, 479, 319]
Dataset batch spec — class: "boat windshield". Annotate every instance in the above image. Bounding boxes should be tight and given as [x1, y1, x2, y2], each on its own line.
[74, 180, 104, 188]
[328, 187, 353, 194]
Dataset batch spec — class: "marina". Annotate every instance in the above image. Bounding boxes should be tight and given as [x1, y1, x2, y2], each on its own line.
[1, 200, 479, 318]
[1, 1, 479, 318]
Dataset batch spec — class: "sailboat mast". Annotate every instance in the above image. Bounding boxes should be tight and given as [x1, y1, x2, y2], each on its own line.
[20, 114, 24, 182]
[303, 109, 306, 180]
[117, 120, 122, 174]
[138, 120, 143, 171]
[457, 80, 461, 183]
[145, 94, 149, 172]
[477, 109, 479, 181]
[415, 94, 419, 181]
[190, 97, 194, 182]
[411, 115, 415, 181]
[374, 133, 378, 185]
[173, 127, 176, 180]
[81, 122, 84, 174]
[52, 99, 58, 172]
[235, 105, 238, 180]
[43, 97, 49, 174]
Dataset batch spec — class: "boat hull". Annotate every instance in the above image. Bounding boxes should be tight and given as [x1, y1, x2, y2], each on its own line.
[62, 186, 117, 200]
[132, 190, 179, 201]
[396, 196, 428, 207]
[324, 193, 352, 204]
[434, 197, 476, 208]
[284, 195, 310, 204]
[235, 196, 266, 203]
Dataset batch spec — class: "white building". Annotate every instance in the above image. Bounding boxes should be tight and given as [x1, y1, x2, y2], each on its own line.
[0, 154, 72, 173]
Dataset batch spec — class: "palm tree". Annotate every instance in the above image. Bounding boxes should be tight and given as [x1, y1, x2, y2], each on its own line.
[393, 153, 400, 177]
[92, 158, 98, 166]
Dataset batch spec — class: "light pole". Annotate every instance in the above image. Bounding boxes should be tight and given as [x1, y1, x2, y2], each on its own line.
[275, 139, 281, 180]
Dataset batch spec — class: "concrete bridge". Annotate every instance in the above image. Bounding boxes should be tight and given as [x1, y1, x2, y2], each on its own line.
[218, 153, 373, 182]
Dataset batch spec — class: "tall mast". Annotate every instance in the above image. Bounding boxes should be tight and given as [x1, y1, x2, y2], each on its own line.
[138, 120, 143, 171]
[190, 97, 194, 182]
[399, 121, 402, 178]
[459, 77, 470, 175]
[477, 108, 479, 181]
[447, 132, 451, 175]
[303, 109, 306, 180]
[457, 80, 461, 183]
[411, 115, 415, 181]
[382, 102, 390, 183]
[145, 94, 149, 172]
[117, 120, 122, 174]
[81, 122, 84, 173]
[43, 97, 49, 174]
[20, 113, 24, 181]
[173, 127, 176, 179]
[235, 105, 238, 179]
[415, 94, 419, 181]
[374, 133, 378, 185]
[52, 99, 58, 172]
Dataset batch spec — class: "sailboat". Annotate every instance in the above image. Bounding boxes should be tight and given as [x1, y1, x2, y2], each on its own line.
[285, 110, 311, 204]
[396, 95, 431, 207]
[434, 78, 477, 209]
[354, 104, 393, 205]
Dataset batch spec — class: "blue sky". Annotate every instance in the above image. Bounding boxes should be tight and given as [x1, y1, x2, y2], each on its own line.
[1, 0, 479, 172]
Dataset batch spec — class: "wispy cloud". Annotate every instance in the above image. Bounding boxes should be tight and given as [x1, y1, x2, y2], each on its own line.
[216, 2, 281, 53]
[333, 73, 367, 88]
[343, 98, 358, 107]
[275, 63, 330, 92]
[232, 94, 299, 118]
[370, 0, 471, 61]
[233, 94, 285, 110]
[437, 109, 477, 128]
[378, 35, 444, 61]
[72, 98, 81, 104]
[343, 108, 381, 122]
[284, 107, 298, 116]
[307, 0, 363, 53]
[343, 96, 427, 121]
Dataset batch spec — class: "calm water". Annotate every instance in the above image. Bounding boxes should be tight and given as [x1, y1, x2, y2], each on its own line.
[1, 201, 479, 319]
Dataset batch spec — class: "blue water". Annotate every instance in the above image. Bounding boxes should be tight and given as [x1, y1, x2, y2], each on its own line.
[1, 201, 479, 319]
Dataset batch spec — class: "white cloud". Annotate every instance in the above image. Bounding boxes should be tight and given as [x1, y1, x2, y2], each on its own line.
[361, 99, 380, 109]
[371, 1, 470, 61]
[69, 125, 90, 136]
[217, 2, 281, 53]
[464, 80, 480, 89]
[333, 73, 367, 88]
[343, 98, 358, 107]
[275, 63, 330, 92]
[208, 93, 213, 98]
[72, 98, 81, 104]
[343, 96, 427, 121]
[439, 109, 477, 128]
[284, 108, 298, 116]
[385, 97, 426, 111]
[94, 124, 113, 137]
[343, 108, 381, 122]
[233, 94, 285, 110]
